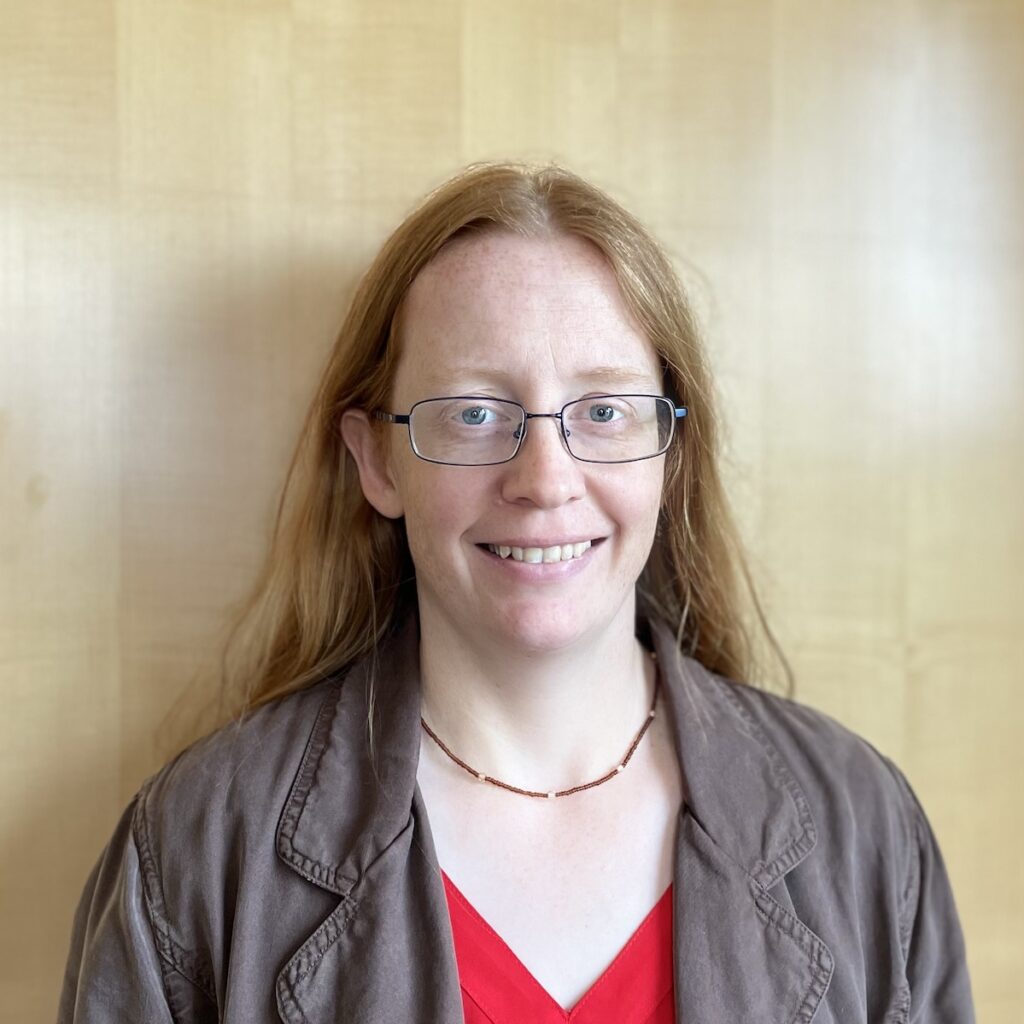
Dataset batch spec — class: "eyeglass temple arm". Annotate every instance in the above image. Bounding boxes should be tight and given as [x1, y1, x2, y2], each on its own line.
[374, 411, 410, 424]
[674, 406, 688, 419]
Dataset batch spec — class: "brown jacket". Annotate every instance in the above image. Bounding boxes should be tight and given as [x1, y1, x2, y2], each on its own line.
[58, 614, 975, 1022]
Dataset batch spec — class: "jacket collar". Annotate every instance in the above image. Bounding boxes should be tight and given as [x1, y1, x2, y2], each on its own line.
[276, 613, 425, 897]
[274, 612, 834, 1022]
[651, 617, 821, 890]
[649, 618, 835, 1021]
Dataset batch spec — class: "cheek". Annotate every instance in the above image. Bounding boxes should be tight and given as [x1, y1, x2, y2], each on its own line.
[608, 463, 664, 543]
[398, 470, 489, 568]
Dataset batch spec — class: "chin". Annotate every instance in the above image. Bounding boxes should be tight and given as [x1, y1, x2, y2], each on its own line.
[486, 600, 608, 654]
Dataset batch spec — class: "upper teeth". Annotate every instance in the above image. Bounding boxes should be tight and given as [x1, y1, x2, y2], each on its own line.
[486, 541, 593, 563]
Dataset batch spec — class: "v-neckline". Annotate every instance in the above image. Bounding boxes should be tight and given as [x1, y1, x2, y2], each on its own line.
[441, 869, 674, 1023]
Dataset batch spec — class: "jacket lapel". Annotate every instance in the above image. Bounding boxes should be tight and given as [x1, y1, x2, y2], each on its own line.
[273, 613, 834, 1023]
[650, 618, 835, 1022]
[273, 616, 464, 1023]
[276, 788, 463, 1023]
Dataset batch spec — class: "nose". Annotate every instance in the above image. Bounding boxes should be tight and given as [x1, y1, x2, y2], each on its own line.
[499, 415, 586, 509]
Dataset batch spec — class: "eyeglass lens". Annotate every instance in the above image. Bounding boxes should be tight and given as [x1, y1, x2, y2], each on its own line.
[408, 396, 675, 465]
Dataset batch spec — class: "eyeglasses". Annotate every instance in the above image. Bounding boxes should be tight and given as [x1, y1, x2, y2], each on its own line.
[375, 394, 688, 466]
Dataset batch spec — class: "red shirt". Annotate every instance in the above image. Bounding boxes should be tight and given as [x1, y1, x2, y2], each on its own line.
[441, 870, 675, 1024]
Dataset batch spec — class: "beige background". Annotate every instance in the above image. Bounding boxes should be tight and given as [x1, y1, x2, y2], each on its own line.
[2, 0, 1022, 1020]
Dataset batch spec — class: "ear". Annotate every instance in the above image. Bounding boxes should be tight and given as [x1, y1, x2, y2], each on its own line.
[340, 409, 405, 520]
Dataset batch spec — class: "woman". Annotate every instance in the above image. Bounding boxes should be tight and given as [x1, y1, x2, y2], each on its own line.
[59, 163, 975, 1023]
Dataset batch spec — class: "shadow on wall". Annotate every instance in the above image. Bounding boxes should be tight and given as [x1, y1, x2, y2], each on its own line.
[7, 247, 369, 1018]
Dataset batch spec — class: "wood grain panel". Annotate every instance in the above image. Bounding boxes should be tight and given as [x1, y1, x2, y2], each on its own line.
[1, 1, 1020, 1018]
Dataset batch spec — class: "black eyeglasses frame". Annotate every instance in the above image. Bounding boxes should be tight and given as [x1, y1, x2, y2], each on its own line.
[373, 394, 689, 467]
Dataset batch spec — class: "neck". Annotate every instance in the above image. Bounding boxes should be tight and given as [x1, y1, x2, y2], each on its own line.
[416, 601, 656, 793]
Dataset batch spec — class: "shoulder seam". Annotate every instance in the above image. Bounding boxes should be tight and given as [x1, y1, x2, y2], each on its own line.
[132, 778, 219, 1009]
[873, 754, 921, 963]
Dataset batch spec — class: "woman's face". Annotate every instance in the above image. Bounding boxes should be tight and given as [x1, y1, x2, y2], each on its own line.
[363, 230, 666, 654]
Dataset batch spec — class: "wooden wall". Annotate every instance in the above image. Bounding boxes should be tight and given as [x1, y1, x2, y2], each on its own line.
[1, 1, 1021, 1019]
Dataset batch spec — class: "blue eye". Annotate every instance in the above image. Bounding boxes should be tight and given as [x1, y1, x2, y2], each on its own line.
[588, 403, 622, 423]
[460, 406, 495, 425]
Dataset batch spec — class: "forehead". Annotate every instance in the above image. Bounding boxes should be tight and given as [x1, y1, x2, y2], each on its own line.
[393, 231, 661, 395]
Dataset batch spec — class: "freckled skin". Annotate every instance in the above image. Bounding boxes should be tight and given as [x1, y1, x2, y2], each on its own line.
[381, 231, 666, 656]
[336, 232, 679, 1006]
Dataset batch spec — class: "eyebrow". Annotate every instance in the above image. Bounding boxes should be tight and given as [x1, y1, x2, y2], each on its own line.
[423, 365, 661, 390]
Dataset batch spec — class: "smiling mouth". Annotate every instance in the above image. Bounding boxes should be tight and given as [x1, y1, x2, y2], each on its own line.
[478, 540, 597, 564]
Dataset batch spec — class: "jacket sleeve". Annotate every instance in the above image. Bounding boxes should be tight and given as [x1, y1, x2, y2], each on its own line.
[888, 762, 977, 1023]
[57, 793, 177, 1024]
